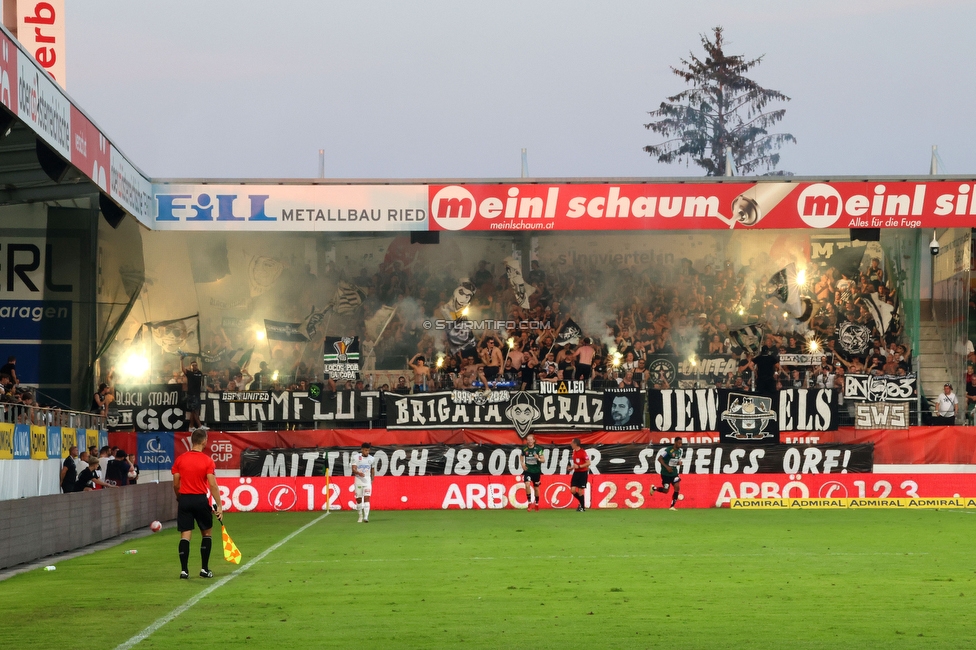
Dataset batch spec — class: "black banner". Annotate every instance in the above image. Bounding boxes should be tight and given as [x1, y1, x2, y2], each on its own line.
[323, 336, 361, 381]
[647, 388, 839, 437]
[843, 374, 917, 402]
[201, 390, 381, 425]
[220, 391, 271, 403]
[385, 390, 605, 434]
[240, 443, 873, 477]
[603, 387, 643, 431]
[108, 384, 186, 431]
[645, 355, 739, 388]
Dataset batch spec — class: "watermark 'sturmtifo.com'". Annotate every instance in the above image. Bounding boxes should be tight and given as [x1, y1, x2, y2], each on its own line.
[423, 319, 551, 331]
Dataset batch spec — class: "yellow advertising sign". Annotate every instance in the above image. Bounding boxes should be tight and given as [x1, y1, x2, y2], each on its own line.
[29, 425, 47, 460]
[731, 497, 976, 509]
[0, 422, 13, 460]
[85, 429, 98, 451]
[61, 428, 77, 458]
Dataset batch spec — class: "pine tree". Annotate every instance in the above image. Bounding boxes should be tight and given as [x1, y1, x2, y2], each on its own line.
[644, 27, 795, 176]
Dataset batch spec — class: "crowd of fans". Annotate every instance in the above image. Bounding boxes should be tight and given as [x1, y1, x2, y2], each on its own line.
[59, 444, 139, 494]
[124, 248, 913, 398]
[361, 252, 910, 393]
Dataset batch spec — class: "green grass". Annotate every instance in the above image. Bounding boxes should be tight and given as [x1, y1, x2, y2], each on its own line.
[3, 509, 975, 649]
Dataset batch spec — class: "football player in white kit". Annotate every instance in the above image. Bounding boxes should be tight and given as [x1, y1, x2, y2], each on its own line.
[352, 442, 376, 523]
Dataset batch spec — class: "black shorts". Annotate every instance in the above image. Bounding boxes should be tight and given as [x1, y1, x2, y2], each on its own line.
[484, 366, 500, 381]
[570, 472, 588, 489]
[177, 494, 214, 533]
[185, 395, 201, 413]
[576, 364, 592, 381]
[524, 472, 542, 486]
[661, 473, 680, 487]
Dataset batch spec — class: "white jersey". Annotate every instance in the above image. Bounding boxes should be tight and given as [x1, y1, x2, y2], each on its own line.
[352, 452, 375, 485]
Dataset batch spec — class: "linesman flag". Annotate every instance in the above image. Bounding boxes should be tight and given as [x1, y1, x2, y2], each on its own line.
[222, 524, 242, 564]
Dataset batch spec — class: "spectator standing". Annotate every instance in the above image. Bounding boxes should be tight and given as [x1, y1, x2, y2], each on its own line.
[936, 383, 959, 425]
[60, 446, 79, 493]
[98, 446, 111, 481]
[91, 384, 110, 416]
[105, 449, 130, 486]
[0, 356, 17, 387]
[75, 450, 90, 475]
[181, 356, 204, 429]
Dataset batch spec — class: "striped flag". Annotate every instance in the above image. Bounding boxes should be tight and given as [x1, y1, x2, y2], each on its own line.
[222, 524, 242, 564]
[334, 282, 367, 314]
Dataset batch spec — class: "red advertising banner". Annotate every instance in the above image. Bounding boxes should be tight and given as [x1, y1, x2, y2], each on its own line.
[216, 473, 976, 513]
[0, 29, 16, 113]
[112, 426, 976, 472]
[428, 181, 976, 231]
[70, 105, 110, 193]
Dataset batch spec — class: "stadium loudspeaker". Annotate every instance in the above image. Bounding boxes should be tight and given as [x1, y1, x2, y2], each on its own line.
[410, 231, 440, 245]
[36, 140, 70, 182]
[99, 193, 127, 229]
[850, 228, 880, 242]
[0, 108, 14, 139]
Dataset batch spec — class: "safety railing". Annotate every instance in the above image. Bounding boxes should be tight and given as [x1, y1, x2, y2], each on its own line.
[0, 402, 106, 429]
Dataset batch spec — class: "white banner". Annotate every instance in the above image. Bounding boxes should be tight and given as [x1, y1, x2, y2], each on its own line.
[16, 47, 68, 158]
[110, 145, 153, 226]
[152, 184, 429, 231]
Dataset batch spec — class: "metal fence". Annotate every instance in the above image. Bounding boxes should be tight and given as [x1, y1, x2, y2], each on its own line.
[0, 402, 106, 430]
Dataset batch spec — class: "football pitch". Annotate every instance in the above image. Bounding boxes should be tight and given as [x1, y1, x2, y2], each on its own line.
[2, 508, 974, 649]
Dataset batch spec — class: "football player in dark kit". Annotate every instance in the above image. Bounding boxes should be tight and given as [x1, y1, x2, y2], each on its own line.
[520, 434, 545, 510]
[569, 438, 590, 512]
[171, 428, 223, 579]
[650, 437, 684, 510]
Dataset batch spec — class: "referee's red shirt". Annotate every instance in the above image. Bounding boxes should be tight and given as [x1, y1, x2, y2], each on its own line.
[572, 449, 589, 472]
[172, 450, 215, 495]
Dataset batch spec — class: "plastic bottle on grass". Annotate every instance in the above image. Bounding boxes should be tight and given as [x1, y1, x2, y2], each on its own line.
[123, 549, 138, 555]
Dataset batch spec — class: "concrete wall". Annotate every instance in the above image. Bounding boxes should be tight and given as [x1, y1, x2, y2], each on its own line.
[0, 482, 177, 570]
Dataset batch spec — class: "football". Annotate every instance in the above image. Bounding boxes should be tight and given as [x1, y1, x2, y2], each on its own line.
[150, 521, 162, 533]
[678, 494, 685, 500]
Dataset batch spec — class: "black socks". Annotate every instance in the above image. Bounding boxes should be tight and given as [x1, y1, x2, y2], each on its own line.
[200, 536, 212, 571]
[179, 539, 190, 572]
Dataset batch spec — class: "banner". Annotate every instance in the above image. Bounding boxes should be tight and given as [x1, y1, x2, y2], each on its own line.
[648, 388, 838, 436]
[202, 390, 381, 425]
[85, 429, 98, 452]
[855, 403, 910, 429]
[46, 426, 60, 459]
[428, 181, 976, 232]
[645, 355, 738, 388]
[137, 432, 175, 471]
[843, 374, 917, 402]
[29, 425, 46, 459]
[603, 387, 643, 431]
[778, 354, 821, 366]
[323, 336, 360, 381]
[13, 424, 29, 459]
[216, 473, 976, 512]
[153, 184, 429, 231]
[385, 390, 605, 433]
[18, 0, 66, 86]
[60, 427, 76, 458]
[0, 422, 13, 460]
[239, 443, 872, 478]
[731, 497, 976, 509]
[263, 319, 308, 342]
[220, 391, 271, 404]
[109, 384, 186, 431]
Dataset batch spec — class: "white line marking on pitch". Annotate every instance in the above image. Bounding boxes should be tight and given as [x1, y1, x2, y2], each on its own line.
[270, 550, 927, 565]
[114, 512, 329, 650]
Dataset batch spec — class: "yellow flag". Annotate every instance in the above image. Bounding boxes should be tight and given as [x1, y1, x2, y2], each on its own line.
[222, 525, 242, 564]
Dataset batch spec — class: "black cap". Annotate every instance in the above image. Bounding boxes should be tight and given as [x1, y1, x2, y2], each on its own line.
[945, 383, 952, 388]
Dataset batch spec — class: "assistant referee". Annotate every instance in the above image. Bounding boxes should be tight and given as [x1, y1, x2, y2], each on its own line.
[172, 428, 223, 579]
